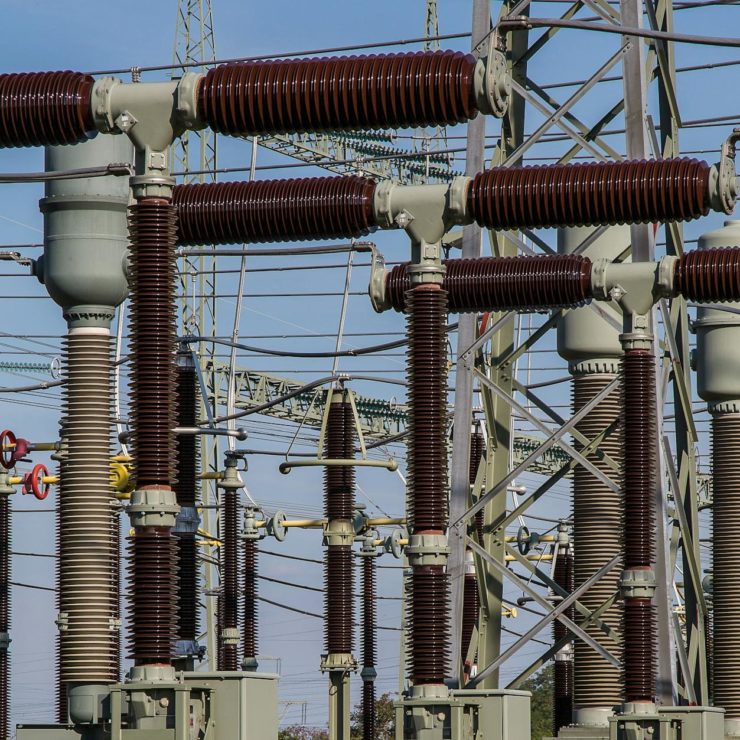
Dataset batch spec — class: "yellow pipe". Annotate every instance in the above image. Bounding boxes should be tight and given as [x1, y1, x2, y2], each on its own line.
[367, 517, 405, 526]
[505, 553, 553, 562]
[199, 472, 224, 481]
[503, 534, 556, 543]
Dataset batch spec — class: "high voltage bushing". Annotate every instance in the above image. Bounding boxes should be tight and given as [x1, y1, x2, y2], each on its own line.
[173, 176, 377, 246]
[674, 246, 740, 302]
[383, 255, 593, 314]
[553, 544, 574, 737]
[0, 476, 12, 740]
[405, 285, 450, 689]
[126, 195, 180, 669]
[242, 527, 259, 671]
[470, 427, 485, 544]
[173, 355, 201, 664]
[358, 535, 377, 740]
[0, 71, 95, 147]
[621, 348, 658, 706]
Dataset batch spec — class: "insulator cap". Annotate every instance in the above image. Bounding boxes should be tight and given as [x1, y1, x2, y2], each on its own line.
[467, 158, 712, 230]
[197, 51, 478, 136]
[173, 176, 377, 246]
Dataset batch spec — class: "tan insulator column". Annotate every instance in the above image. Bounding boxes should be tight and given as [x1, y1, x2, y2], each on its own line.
[693, 220, 740, 738]
[556, 226, 628, 734]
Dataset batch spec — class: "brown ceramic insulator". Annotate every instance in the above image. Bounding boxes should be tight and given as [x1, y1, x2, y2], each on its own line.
[222, 489, 239, 671]
[385, 255, 593, 314]
[408, 566, 450, 685]
[622, 350, 656, 570]
[127, 527, 177, 665]
[362, 556, 376, 740]
[173, 176, 377, 247]
[128, 199, 178, 488]
[243, 539, 258, 661]
[0, 71, 94, 148]
[405, 286, 449, 532]
[0, 496, 8, 740]
[706, 604, 714, 705]
[175, 363, 198, 509]
[197, 50, 478, 137]
[467, 158, 712, 230]
[571, 372, 623, 710]
[711, 413, 740, 718]
[176, 536, 198, 642]
[622, 599, 656, 703]
[553, 549, 574, 735]
[324, 398, 355, 522]
[461, 573, 479, 669]
[55, 499, 65, 724]
[325, 545, 354, 655]
[469, 430, 485, 543]
[674, 247, 740, 303]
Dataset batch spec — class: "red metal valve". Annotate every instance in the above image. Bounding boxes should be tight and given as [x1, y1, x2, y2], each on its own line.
[23, 464, 50, 500]
[0, 430, 29, 470]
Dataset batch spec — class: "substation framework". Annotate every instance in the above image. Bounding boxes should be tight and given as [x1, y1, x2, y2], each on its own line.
[0, 1, 736, 739]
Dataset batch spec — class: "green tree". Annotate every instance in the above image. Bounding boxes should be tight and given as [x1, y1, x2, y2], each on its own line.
[350, 692, 395, 739]
[278, 726, 328, 740]
[521, 664, 554, 740]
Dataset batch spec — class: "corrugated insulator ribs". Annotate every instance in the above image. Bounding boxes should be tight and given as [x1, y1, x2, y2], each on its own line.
[324, 397, 355, 657]
[362, 555, 376, 740]
[243, 539, 258, 662]
[127, 528, 178, 665]
[461, 570, 479, 671]
[406, 285, 450, 686]
[173, 176, 377, 247]
[197, 50, 478, 136]
[621, 349, 657, 704]
[470, 429, 485, 544]
[553, 548, 574, 736]
[222, 488, 239, 671]
[674, 247, 740, 302]
[175, 363, 199, 643]
[0, 495, 9, 740]
[710, 412, 740, 719]
[128, 199, 178, 488]
[467, 158, 712, 230]
[386, 255, 593, 314]
[0, 71, 95, 148]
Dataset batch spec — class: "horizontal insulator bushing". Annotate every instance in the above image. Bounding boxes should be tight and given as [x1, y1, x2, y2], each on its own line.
[386, 255, 593, 314]
[0, 71, 94, 148]
[711, 413, 740, 718]
[467, 158, 712, 230]
[675, 247, 740, 303]
[197, 51, 478, 136]
[173, 176, 377, 246]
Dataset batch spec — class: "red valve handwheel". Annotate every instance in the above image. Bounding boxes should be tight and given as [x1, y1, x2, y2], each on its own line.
[0, 430, 16, 470]
[28, 463, 50, 500]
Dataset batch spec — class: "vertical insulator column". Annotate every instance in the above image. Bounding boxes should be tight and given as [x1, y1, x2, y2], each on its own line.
[469, 428, 485, 544]
[174, 359, 200, 659]
[242, 537, 258, 667]
[324, 395, 356, 658]
[553, 546, 574, 736]
[221, 484, 239, 671]
[0, 484, 11, 740]
[711, 411, 740, 720]
[621, 348, 657, 705]
[127, 197, 179, 668]
[571, 372, 623, 715]
[361, 549, 377, 740]
[58, 330, 119, 696]
[405, 285, 450, 688]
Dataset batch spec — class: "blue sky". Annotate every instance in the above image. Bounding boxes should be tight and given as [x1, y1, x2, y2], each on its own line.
[0, 0, 737, 731]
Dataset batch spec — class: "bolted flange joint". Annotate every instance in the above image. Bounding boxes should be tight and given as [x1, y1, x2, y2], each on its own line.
[0, 632, 11, 652]
[221, 627, 239, 646]
[320, 652, 358, 673]
[369, 249, 389, 313]
[620, 313, 653, 352]
[127, 487, 180, 529]
[361, 666, 378, 682]
[323, 519, 355, 547]
[358, 531, 378, 557]
[130, 173, 175, 200]
[620, 568, 656, 600]
[474, 43, 510, 119]
[405, 533, 449, 567]
[242, 506, 263, 541]
[172, 505, 200, 535]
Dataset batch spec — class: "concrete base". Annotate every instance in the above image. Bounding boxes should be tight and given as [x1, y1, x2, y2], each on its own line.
[17, 671, 279, 740]
[395, 688, 530, 739]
